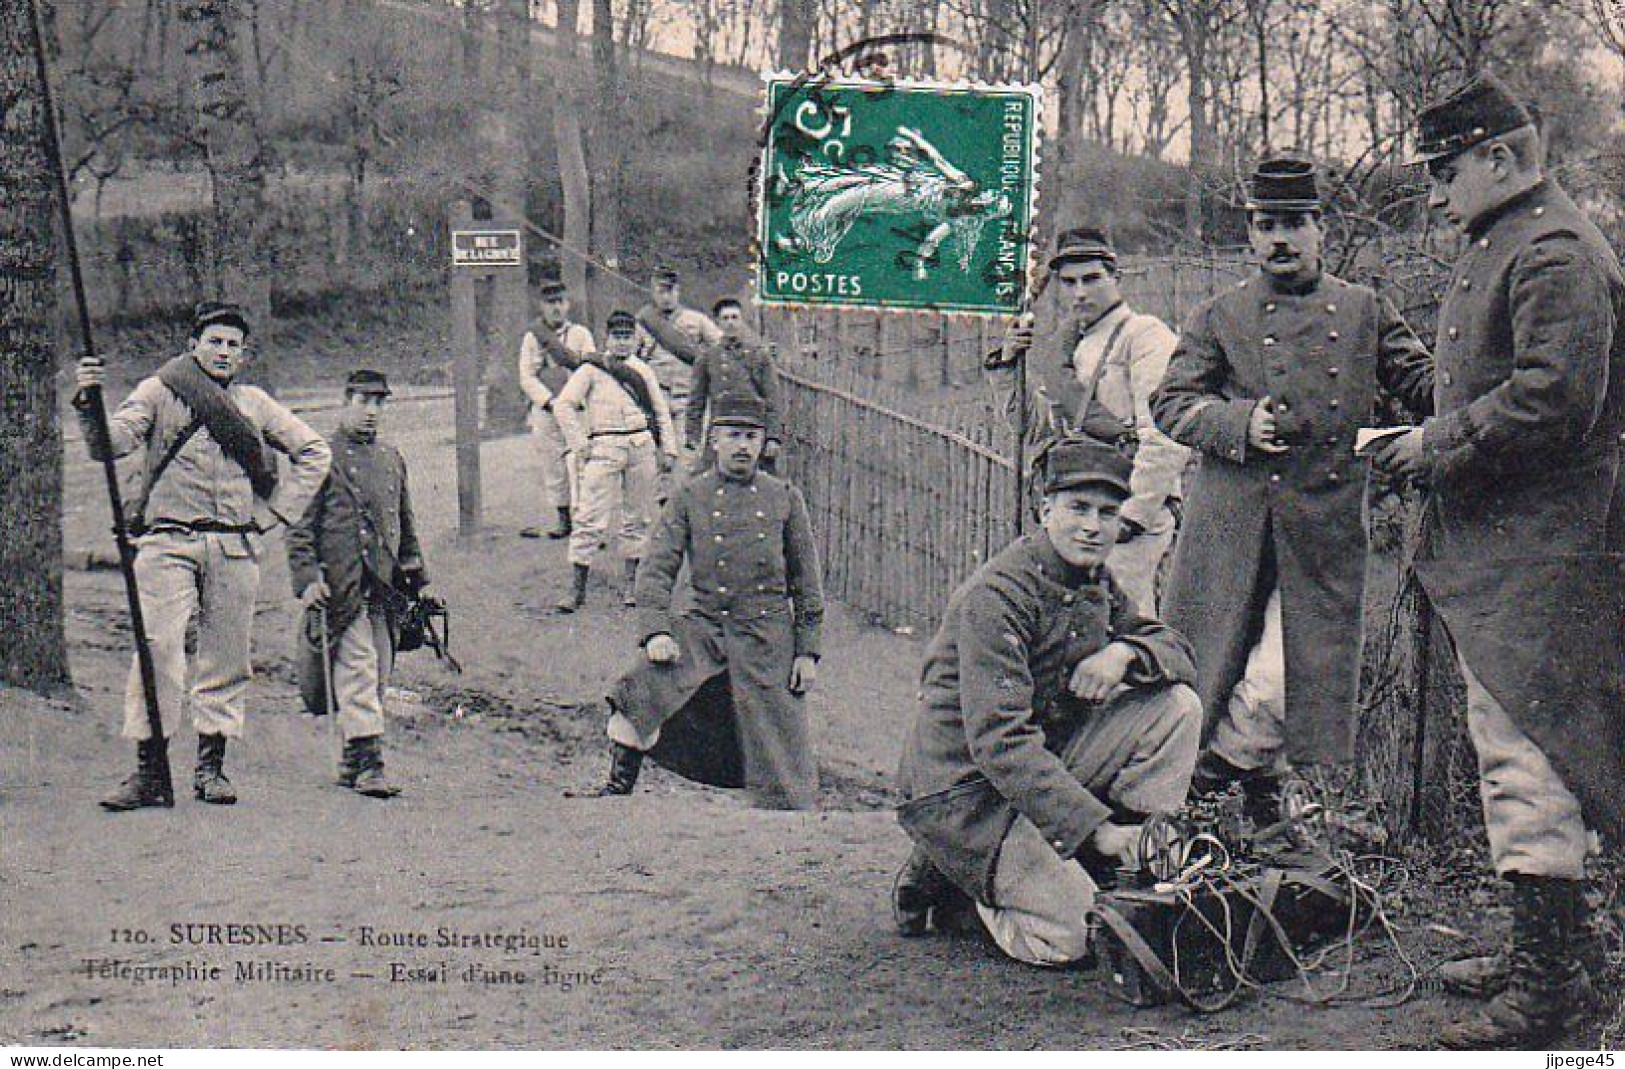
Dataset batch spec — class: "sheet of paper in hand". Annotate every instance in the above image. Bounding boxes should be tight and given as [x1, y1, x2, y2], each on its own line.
[756, 76, 1041, 316]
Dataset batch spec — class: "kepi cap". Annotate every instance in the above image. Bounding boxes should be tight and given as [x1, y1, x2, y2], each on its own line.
[606, 309, 638, 336]
[1048, 227, 1117, 271]
[1411, 75, 1534, 165]
[537, 279, 568, 300]
[1245, 156, 1321, 212]
[192, 300, 251, 337]
[709, 392, 768, 430]
[1040, 435, 1133, 498]
[651, 265, 681, 285]
[345, 369, 392, 397]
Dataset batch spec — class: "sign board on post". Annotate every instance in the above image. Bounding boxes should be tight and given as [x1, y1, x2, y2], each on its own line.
[451, 228, 523, 268]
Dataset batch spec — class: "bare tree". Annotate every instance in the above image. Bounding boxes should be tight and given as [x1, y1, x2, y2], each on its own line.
[550, 0, 592, 312]
[0, 0, 71, 692]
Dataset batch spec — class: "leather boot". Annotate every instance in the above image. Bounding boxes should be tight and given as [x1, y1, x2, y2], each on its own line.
[892, 846, 973, 936]
[1440, 875, 1596, 1049]
[193, 733, 237, 805]
[557, 563, 589, 614]
[1439, 879, 1601, 1001]
[622, 558, 640, 608]
[591, 743, 644, 796]
[350, 736, 400, 799]
[548, 506, 573, 539]
[100, 738, 175, 811]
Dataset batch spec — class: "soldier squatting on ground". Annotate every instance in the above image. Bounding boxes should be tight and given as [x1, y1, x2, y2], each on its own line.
[73, 302, 332, 810]
[594, 392, 825, 809]
[287, 370, 429, 800]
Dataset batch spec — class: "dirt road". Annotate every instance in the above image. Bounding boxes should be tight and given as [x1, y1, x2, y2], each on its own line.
[0, 397, 1495, 1048]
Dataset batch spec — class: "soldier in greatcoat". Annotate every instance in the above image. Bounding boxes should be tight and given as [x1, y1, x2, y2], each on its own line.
[1369, 76, 1625, 1048]
[287, 370, 427, 799]
[1149, 157, 1433, 824]
[685, 298, 786, 474]
[892, 437, 1201, 967]
[592, 393, 825, 809]
[517, 279, 596, 539]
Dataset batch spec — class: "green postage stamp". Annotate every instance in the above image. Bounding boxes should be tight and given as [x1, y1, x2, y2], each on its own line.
[756, 77, 1041, 316]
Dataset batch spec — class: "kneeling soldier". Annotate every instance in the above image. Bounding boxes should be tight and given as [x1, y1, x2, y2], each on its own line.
[594, 392, 825, 809]
[287, 370, 427, 797]
[893, 437, 1202, 966]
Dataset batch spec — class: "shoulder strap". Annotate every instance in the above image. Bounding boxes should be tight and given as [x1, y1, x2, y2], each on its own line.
[1075, 315, 1134, 418]
[128, 411, 204, 531]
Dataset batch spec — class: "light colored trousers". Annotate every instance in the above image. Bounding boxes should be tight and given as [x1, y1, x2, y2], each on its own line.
[569, 431, 659, 567]
[333, 606, 395, 742]
[1107, 506, 1177, 616]
[1460, 660, 1590, 878]
[530, 406, 578, 515]
[1207, 586, 1286, 773]
[977, 683, 1203, 966]
[122, 530, 260, 740]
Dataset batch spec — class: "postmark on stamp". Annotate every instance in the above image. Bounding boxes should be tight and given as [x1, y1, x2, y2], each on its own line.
[755, 76, 1041, 316]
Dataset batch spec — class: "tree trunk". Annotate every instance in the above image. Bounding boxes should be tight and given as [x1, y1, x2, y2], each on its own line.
[590, 0, 623, 293]
[0, 0, 71, 692]
[777, 0, 815, 71]
[551, 0, 592, 319]
[481, 0, 531, 433]
[1181, 12, 1211, 244]
[179, 0, 273, 382]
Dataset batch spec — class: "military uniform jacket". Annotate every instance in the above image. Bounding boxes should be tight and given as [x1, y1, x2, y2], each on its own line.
[611, 468, 825, 805]
[287, 429, 425, 640]
[1415, 180, 1625, 844]
[686, 339, 785, 449]
[1150, 270, 1432, 764]
[895, 534, 1196, 903]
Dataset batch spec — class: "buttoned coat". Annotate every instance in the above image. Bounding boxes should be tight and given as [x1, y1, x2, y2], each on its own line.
[610, 468, 824, 806]
[1150, 271, 1432, 765]
[895, 534, 1196, 903]
[1415, 180, 1625, 844]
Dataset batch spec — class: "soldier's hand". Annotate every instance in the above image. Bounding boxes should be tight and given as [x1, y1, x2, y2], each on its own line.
[1089, 821, 1143, 870]
[1069, 643, 1136, 703]
[299, 579, 330, 610]
[788, 655, 819, 694]
[75, 356, 106, 393]
[1369, 427, 1428, 480]
[1000, 312, 1036, 364]
[1247, 397, 1289, 455]
[645, 633, 681, 664]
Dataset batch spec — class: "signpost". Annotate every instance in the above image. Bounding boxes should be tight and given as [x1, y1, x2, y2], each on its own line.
[448, 203, 524, 535]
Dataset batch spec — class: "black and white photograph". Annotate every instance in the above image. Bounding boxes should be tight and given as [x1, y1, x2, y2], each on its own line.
[2, 0, 1625, 1053]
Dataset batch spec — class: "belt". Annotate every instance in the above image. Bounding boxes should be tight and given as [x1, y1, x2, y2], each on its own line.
[589, 427, 651, 439]
[149, 520, 257, 535]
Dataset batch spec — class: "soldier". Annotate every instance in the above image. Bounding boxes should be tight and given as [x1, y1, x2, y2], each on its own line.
[892, 436, 1201, 965]
[1370, 76, 1625, 1048]
[287, 370, 427, 799]
[685, 298, 786, 474]
[1149, 157, 1433, 826]
[593, 393, 824, 809]
[517, 279, 597, 539]
[635, 265, 723, 449]
[988, 226, 1190, 612]
[553, 310, 677, 613]
[73, 301, 332, 810]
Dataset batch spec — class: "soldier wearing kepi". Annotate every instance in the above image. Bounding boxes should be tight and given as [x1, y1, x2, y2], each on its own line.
[73, 301, 332, 810]
[517, 279, 597, 539]
[686, 298, 786, 474]
[594, 393, 825, 809]
[988, 226, 1189, 612]
[892, 436, 1201, 965]
[287, 370, 427, 799]
[1370, 75, 1625, 1048]
[635, 265, 723, 450]
[553, 310, 677, 612]
[1149, 157, 1433, 825]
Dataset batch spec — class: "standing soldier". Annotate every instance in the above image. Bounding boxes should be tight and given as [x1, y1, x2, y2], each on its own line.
[892, 437, 1201, 964]
[988, 226, 1189, 612]
[1149, 157, 1433, 825]
[518, 279, 596, 539]
[287, 370, 428, 799]
[1370, 76, 1625, 1048]
[635, 265, 723, 452]
[553, 310, 677, 613]
[686, 298, 786, 474]
[73, 301, 332, 810]
[592, 393, 824, 809]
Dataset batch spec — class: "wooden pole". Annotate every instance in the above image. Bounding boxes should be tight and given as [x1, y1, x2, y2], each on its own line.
[450, 200, 483, 535]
